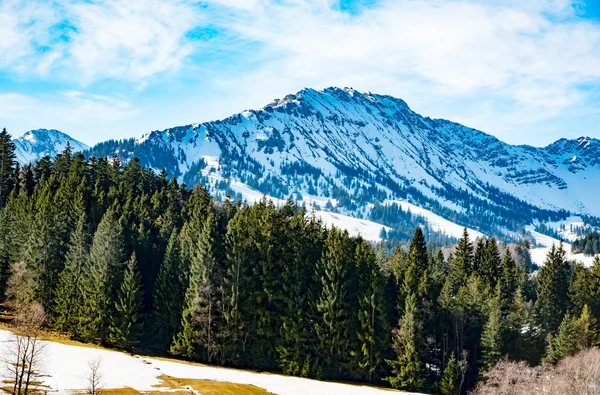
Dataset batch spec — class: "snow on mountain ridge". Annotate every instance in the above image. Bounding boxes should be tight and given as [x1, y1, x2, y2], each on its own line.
[13, 129, 89, 164]
[77, 87, 600, 238]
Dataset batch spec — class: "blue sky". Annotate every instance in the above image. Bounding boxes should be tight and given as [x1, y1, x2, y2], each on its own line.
[1, 0, 599, 146]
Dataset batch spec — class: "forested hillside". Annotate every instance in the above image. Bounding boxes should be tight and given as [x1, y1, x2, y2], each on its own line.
[2, 128, 600, 394]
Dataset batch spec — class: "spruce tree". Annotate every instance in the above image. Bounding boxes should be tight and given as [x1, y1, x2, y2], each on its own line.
[108, 253, 144, 349]
[315, 227, 354, 378]
[544, 313, 579, 365]
[569, 263, 591, 315]
[480, 293, 503, 371]
[0, 128, 16, 210]
[152, 230, 185, 350]
[439, 352, 458, 395]
[504, 288, 528, 360]
[447, 228, 472, 292]
[498, 248, 517, 312]
[351, 239, 387, 382]
[385, 294, 424, 391]
[402, 228, 428, 297]
[480, 238, 501, 290]
[79, 208, 126, 341]
[171, 211, 220, 362]
[535, 242, 570, 334]
[53, 211, 90, 334]
[589, 255, 600, 320]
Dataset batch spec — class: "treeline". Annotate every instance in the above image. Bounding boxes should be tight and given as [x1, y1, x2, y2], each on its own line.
[2, 128, 600, 393]
[572, 232, 600, 256]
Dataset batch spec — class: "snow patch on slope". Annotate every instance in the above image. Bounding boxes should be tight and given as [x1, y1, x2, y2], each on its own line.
[384, 200, 485, 240]
[526, 226, 596, 267]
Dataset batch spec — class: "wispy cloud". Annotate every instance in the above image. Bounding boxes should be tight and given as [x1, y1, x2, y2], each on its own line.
[1, 0, 599, 144]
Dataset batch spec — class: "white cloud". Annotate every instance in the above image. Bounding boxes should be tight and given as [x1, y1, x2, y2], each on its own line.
[66, 0, 199, 83]
[202, 0, 600, 141]
[0, 91, 137, 125]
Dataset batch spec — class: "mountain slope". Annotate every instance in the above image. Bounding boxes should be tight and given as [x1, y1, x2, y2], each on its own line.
[13, 129, 89, 164]
[83, 87, 600, 238]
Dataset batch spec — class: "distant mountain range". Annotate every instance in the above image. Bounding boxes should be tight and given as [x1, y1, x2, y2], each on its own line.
[12, 87, 600, 241]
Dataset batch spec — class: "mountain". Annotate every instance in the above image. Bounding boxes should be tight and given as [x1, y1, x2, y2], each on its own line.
[13, 129, 89, 164]
[81, 87, 600, 239]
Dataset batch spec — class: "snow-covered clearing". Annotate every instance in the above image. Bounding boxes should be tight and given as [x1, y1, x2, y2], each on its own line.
[384, 200, 484, 240]
[0, 330, 423, 395]
[526, 226, 595, 267]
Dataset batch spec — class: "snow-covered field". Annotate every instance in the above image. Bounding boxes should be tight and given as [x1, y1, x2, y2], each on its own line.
[0, 330, 423, 395]
[526, 226, 596, 267]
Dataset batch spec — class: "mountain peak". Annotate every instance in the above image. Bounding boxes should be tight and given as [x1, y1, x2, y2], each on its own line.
[13, 129, 89, 164]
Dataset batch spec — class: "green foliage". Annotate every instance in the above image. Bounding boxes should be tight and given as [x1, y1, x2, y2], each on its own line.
[480, 293, 503, 371]
[439, 352, 458, 395]
[108, 253, 144, 348]
[385, 294, 424, 391]
[535, 242, 570, 334]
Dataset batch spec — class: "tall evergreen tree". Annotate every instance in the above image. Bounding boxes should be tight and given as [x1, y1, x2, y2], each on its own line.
[171, 211, 220, 362]
[447, 228, 473, 292]
[152, 230, 185, 351]
[79, 208, 126, 341]
[315, 227, 355, 378]
[53, 210, 90, 335]
[544, 313, 579, 365]
[498, 248, 517, 311]
[385, 294, 424, 391]
[480, 238, 501, 290]
[480, 293, 503, 371]
[439, 352, 458, 395]
[351, 239, 388, 382]
[575, 304, 599, 350]
[108, 253, 144, 348]
[0, 128, 16, 210]
[535, 242, 570, 334]
[569, 263, 591, 315]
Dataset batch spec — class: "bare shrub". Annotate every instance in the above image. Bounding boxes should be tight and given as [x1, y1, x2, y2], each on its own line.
[470, 359, 544, 395]
[471, 348, 600, 395]
[547, 348, 600, 395]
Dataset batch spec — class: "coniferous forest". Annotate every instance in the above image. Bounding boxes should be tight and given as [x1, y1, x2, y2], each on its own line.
[2, 128, 600, 394]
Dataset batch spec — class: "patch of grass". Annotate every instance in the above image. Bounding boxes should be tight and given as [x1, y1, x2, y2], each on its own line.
[170, 377, 273, 395]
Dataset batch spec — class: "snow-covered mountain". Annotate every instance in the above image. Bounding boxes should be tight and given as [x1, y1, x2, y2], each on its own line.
[13, 129, 89, 164]
[82, 87, 600, 239]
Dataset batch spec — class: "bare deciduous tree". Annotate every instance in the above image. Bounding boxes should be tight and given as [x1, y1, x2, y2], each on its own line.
[457, 350, 469, 395]
[85, 358, 103, 395]
[3, 302, 47, 395]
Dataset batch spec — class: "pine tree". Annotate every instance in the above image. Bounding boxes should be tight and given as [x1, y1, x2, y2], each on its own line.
[108, 253, 144, 349]
[53, 211, 90, 334]
[385, 294, 424, 391]
[439, 352, 458, 395]
[480, 293, 503, 371]
[152, 230, 186, 351]
[535, 242, 570, 334]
